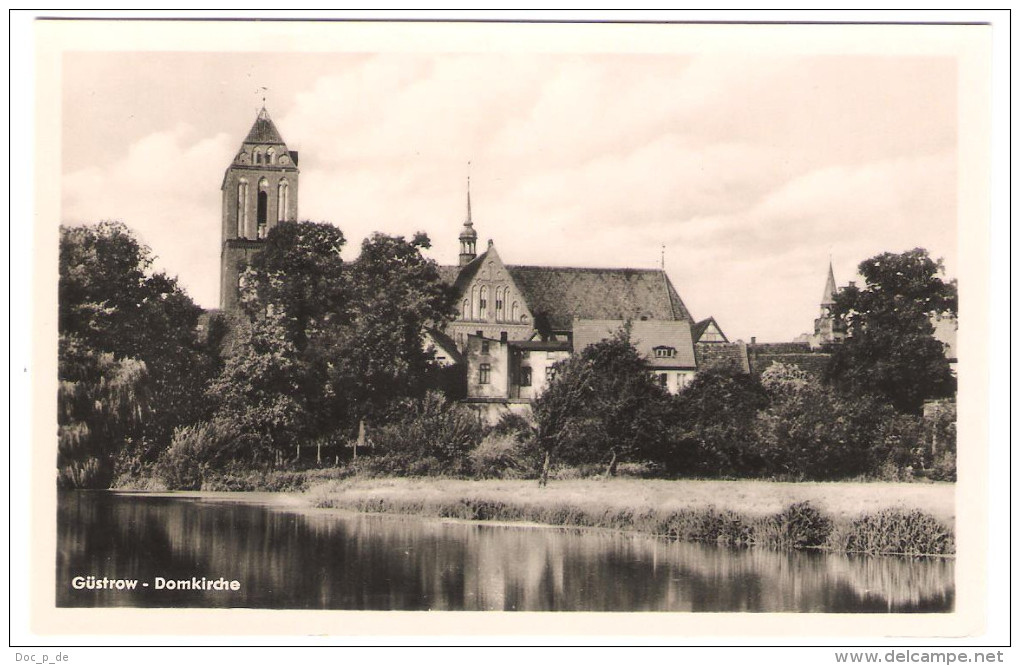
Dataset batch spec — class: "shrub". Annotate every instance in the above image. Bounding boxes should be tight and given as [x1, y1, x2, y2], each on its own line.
[469, 434, 533, 479]
[154, 420, 235, 490]
[763, 501, 832, 549]
[368, 392, 484, 475]
[836, 509, 955, 556]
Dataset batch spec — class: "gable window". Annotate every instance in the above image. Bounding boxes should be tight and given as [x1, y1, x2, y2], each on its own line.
[495, 288, 505, 321]
[479, 286, 488, 320]
[511, 301, 520, 322]
[653, 346, 677, 359]
[479, 363, 491, 385]
[519, 366, 532, 387]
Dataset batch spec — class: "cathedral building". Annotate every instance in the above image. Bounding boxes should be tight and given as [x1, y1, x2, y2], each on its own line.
[217, 109, 725, 415]
[433, 183, 703, 413]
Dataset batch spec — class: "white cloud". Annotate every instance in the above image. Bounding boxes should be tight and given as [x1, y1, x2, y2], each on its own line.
[60, 53, 957, 343]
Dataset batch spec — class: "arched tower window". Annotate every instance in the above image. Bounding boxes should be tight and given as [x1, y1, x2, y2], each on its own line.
[257, 177, 269, 238]
[267, 148, 276, 164]
[479, 286, 488, 320]
[236, 179, 249, 237]
[277, 179, 289, 223]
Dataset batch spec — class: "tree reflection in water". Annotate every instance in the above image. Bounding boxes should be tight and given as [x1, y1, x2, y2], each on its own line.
[57, 492, 953, 612]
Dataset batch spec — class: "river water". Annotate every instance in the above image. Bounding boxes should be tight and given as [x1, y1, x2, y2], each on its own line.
[57, 491, 953, 612]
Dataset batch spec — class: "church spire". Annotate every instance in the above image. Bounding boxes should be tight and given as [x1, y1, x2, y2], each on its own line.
[821, 260, 837, 307]
[458, 172, 478, 266]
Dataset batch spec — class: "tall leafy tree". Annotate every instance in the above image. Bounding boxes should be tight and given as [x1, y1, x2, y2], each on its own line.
[826, 248, 957, 413]
[210, 224, 455, 459]
[533, 327, 675, 484]
[671, 367, 770, 477]
[329, 232, 455, 423]
[58, 222, 218, 485]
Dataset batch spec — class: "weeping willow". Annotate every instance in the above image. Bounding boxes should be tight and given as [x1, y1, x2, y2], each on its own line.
[57, 334, 149, 488]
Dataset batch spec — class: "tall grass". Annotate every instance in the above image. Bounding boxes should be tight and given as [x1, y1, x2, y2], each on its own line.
[307, 483, 953, 556]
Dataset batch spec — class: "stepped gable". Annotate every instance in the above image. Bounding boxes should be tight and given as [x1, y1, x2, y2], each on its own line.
[505, 265, 693, 332]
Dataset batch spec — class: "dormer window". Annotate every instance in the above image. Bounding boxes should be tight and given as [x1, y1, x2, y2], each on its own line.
[653, 346, 677, 359]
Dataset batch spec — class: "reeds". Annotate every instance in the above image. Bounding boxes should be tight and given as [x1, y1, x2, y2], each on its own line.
[308, 486, 953, 556]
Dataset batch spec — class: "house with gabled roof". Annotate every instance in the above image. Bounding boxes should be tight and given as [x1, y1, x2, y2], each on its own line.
[437, 181, 718, 412]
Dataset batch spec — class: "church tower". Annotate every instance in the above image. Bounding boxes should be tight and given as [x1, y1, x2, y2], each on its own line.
[811, 260, 845, 348]
[458, 176, 478, 266]
[220, 106, 300, 312]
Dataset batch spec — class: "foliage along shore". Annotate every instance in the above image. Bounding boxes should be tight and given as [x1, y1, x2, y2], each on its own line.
[300, 477, 955, 557]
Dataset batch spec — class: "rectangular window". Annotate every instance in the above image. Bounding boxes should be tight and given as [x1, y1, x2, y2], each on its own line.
[658, 373, 669, 388]
[519, 366, 532, 387]
[479, 363, 491, 385]
[481, 340, 490, 354]
[545, 367, 556, 382]
[500, 331, 508, 342]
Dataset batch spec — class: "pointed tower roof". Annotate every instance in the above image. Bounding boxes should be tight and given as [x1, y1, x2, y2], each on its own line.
[459, 175, 477, 241]
[244, 106, 286, 145]
[820, 261, 837, 306]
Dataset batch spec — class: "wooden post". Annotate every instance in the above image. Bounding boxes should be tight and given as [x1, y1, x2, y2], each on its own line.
[316, 440, 322, 465]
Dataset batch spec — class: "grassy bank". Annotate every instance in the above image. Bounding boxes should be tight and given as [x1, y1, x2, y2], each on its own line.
[306, 477, 955, 556]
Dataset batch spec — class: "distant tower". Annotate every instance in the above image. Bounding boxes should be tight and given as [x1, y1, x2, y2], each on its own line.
[811, 260, 845, 348]
[220, 106, 300, 312]
[458, 176, 478, 266]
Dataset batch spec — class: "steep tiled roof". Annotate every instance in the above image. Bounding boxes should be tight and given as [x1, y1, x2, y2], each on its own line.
[244, 108, 286, 145]
[572, 319, 697, 369]
[506, 265, 693, 332]
[437, 264, 462, 286]
[695, 341, 749, 373]
[424, 328, 464, 365]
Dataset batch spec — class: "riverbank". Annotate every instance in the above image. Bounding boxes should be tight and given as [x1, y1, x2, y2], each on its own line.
[306, 477, 955, 556]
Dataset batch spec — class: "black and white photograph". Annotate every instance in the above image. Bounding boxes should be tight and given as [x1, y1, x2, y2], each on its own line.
[15, 15, 1005, 645]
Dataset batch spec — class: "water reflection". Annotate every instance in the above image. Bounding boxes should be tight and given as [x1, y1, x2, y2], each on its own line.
[57, 491, 953, 612]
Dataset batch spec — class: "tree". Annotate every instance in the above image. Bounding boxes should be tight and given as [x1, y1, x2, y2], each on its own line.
[671, 367, 770, 477]
[325, 232, 456, 426]
[209, 224, 455, 461]
[57, 334, 148, 488]
[755, 363, 893, 480]
[532, 327, 674, 484]
[58, 222, 219, 484]
[826, 248, 957, 413]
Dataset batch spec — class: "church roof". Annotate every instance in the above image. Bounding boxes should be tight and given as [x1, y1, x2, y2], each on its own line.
[506, 265, 693, 332]
[244, 107, 287, 145]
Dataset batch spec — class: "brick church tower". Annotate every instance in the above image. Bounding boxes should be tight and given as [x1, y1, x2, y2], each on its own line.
[220, 106, 299, 312]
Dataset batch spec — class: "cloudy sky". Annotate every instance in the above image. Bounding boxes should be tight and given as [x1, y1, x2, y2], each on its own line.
[61, 46, 957, 342]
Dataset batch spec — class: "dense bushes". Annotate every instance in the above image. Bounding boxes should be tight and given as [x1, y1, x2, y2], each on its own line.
[365, 392, 485, 476]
